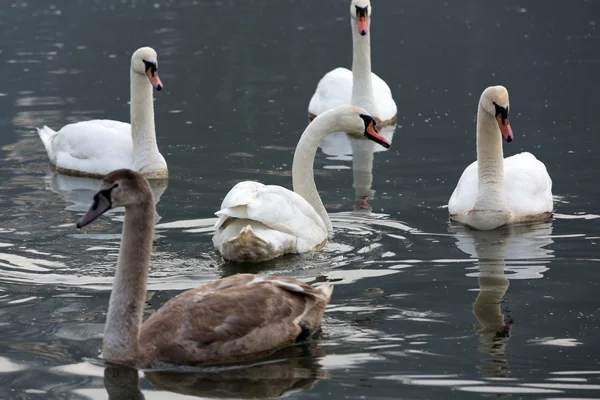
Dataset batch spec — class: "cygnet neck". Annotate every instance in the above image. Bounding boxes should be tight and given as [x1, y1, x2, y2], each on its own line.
[102, 195, 155, 364]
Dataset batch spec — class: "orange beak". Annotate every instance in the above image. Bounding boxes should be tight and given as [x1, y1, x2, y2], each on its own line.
[496, 114, 513, 142]
[357, 14, 368, 36]
[364, 121, 390, 148]
[146, 68, 163, 91]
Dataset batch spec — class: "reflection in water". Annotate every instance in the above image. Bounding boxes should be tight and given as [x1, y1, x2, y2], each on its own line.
[105, 366, 144, 400]
[44, 171, 168, 219]
[451, 222, 554, 378]
[319, 125, 396, 212]
[104, 344, 325, 399]
[155, 210, 417, 279]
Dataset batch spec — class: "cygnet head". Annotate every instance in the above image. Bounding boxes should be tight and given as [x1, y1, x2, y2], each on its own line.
[480, 85, 513, 142]
[350, 0, 371, 36]
[333, 105, 390, 148]
[130, 47, 163, 91]
[76, 169, 154, 228]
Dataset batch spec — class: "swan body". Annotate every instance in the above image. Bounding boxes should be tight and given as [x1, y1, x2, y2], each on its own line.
[213, 105, 390, 262]
[37, 47, 167, 180]
[77, 169, 332, 367]
[214, 181, 328, 262]
[308, 0, 397, 126]
[309, 68, 396, 124]
[448, 86, 553, 230]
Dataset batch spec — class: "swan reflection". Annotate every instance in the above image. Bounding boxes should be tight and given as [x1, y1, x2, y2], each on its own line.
[320, 124, 395, 213]
[44, 171, 168, 218]
[450, 222, 554, 377]
[104, 343, 325, 399]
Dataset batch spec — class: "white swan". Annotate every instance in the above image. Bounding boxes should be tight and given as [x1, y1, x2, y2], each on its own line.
[213, 105, 390, 262]
[448, 86, 553, 230]
[36, 47, 167, 180]
[308, 0, 397, 126]
[77, 169, 332, 367]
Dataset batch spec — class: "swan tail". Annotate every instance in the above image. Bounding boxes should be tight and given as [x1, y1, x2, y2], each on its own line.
[313, 282, 334, 301]
[221, 225, 280, 263]
[36, 126, 57, 159]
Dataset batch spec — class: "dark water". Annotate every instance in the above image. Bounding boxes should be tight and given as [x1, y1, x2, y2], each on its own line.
[1, 0, 599, 398]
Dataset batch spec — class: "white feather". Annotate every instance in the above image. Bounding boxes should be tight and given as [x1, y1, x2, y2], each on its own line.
[449, 152, 553, 220]
[213, 181, 328, 260]
[37, 120, 134, 176]
[308, 67, 396, 122]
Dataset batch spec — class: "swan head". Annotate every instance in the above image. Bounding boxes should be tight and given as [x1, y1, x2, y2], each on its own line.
[336, 105, 390, 148]
[350, 0, 371, 36]
[131, 47, 163, 91]
[76, 169, 153, 228]
[480, 85, 513, 142]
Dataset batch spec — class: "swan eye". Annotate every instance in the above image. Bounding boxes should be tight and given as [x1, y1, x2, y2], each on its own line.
[142, 60, 157, 77]
[113, 183, 120, 189]
[359, 114, 374, 129]
[493, 101, 508, 119]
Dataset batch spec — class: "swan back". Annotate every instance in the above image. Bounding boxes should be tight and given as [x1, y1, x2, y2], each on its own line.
[503, 152, 553, 220]
[214, 181, 328, 254]
[138, 274, 333, 366]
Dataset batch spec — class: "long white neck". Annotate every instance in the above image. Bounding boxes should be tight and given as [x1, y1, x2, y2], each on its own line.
[102, 198, 155, 363]
[350, 19, 379, 117]
[293, 109, 356, 235]
[474, 105, 508, 211]
[130, 72, 164, 174]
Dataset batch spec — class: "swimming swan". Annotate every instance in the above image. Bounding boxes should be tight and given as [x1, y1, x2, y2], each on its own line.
[448, 86, 553, 230]
[77, 169, 332, 367]
[213, 105, 390, 262]
[37, 47, 167, 179]
[308, 0, 397, 126]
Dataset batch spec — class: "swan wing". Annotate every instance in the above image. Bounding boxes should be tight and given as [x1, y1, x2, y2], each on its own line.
[371, 72, 397, 122]
[308, 68, 396, 122]
[215, 182, 327, 246]
[448, 153, 553, 218]
[45, 120, 133, 176]
[448, 160, 479, 216]
[308, 67, 353, 117]
[139, 274, 332, 365]
[504, 152, 553, 217]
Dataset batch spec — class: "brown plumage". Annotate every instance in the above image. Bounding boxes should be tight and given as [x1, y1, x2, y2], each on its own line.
[140, 274, 331, 366]
[77, 169, 332, 368]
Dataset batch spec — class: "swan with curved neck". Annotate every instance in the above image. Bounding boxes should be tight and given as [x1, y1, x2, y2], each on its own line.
[213, 105, 390, 262]
[448, 86, 553, 230]
[37, 47, 167, 179]
[308, 0, 397, 126]
[77, 169, 333, 367]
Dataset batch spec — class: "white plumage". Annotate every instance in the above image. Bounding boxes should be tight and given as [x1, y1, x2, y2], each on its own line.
[449, 152, 553, 221]
[213, 182, 328, 262]
[36, 47, 167, 179]
[448, 86, 553, 230]
[309, 67, 396, 123]
[37, 120, 134, 177]
[213, 105, 390, 262]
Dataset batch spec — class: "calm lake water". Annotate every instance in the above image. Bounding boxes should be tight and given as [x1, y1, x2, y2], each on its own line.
[1, 0, 599, 398]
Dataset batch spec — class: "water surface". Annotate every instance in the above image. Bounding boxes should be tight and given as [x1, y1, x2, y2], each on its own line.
[1, 0, 599, 398]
